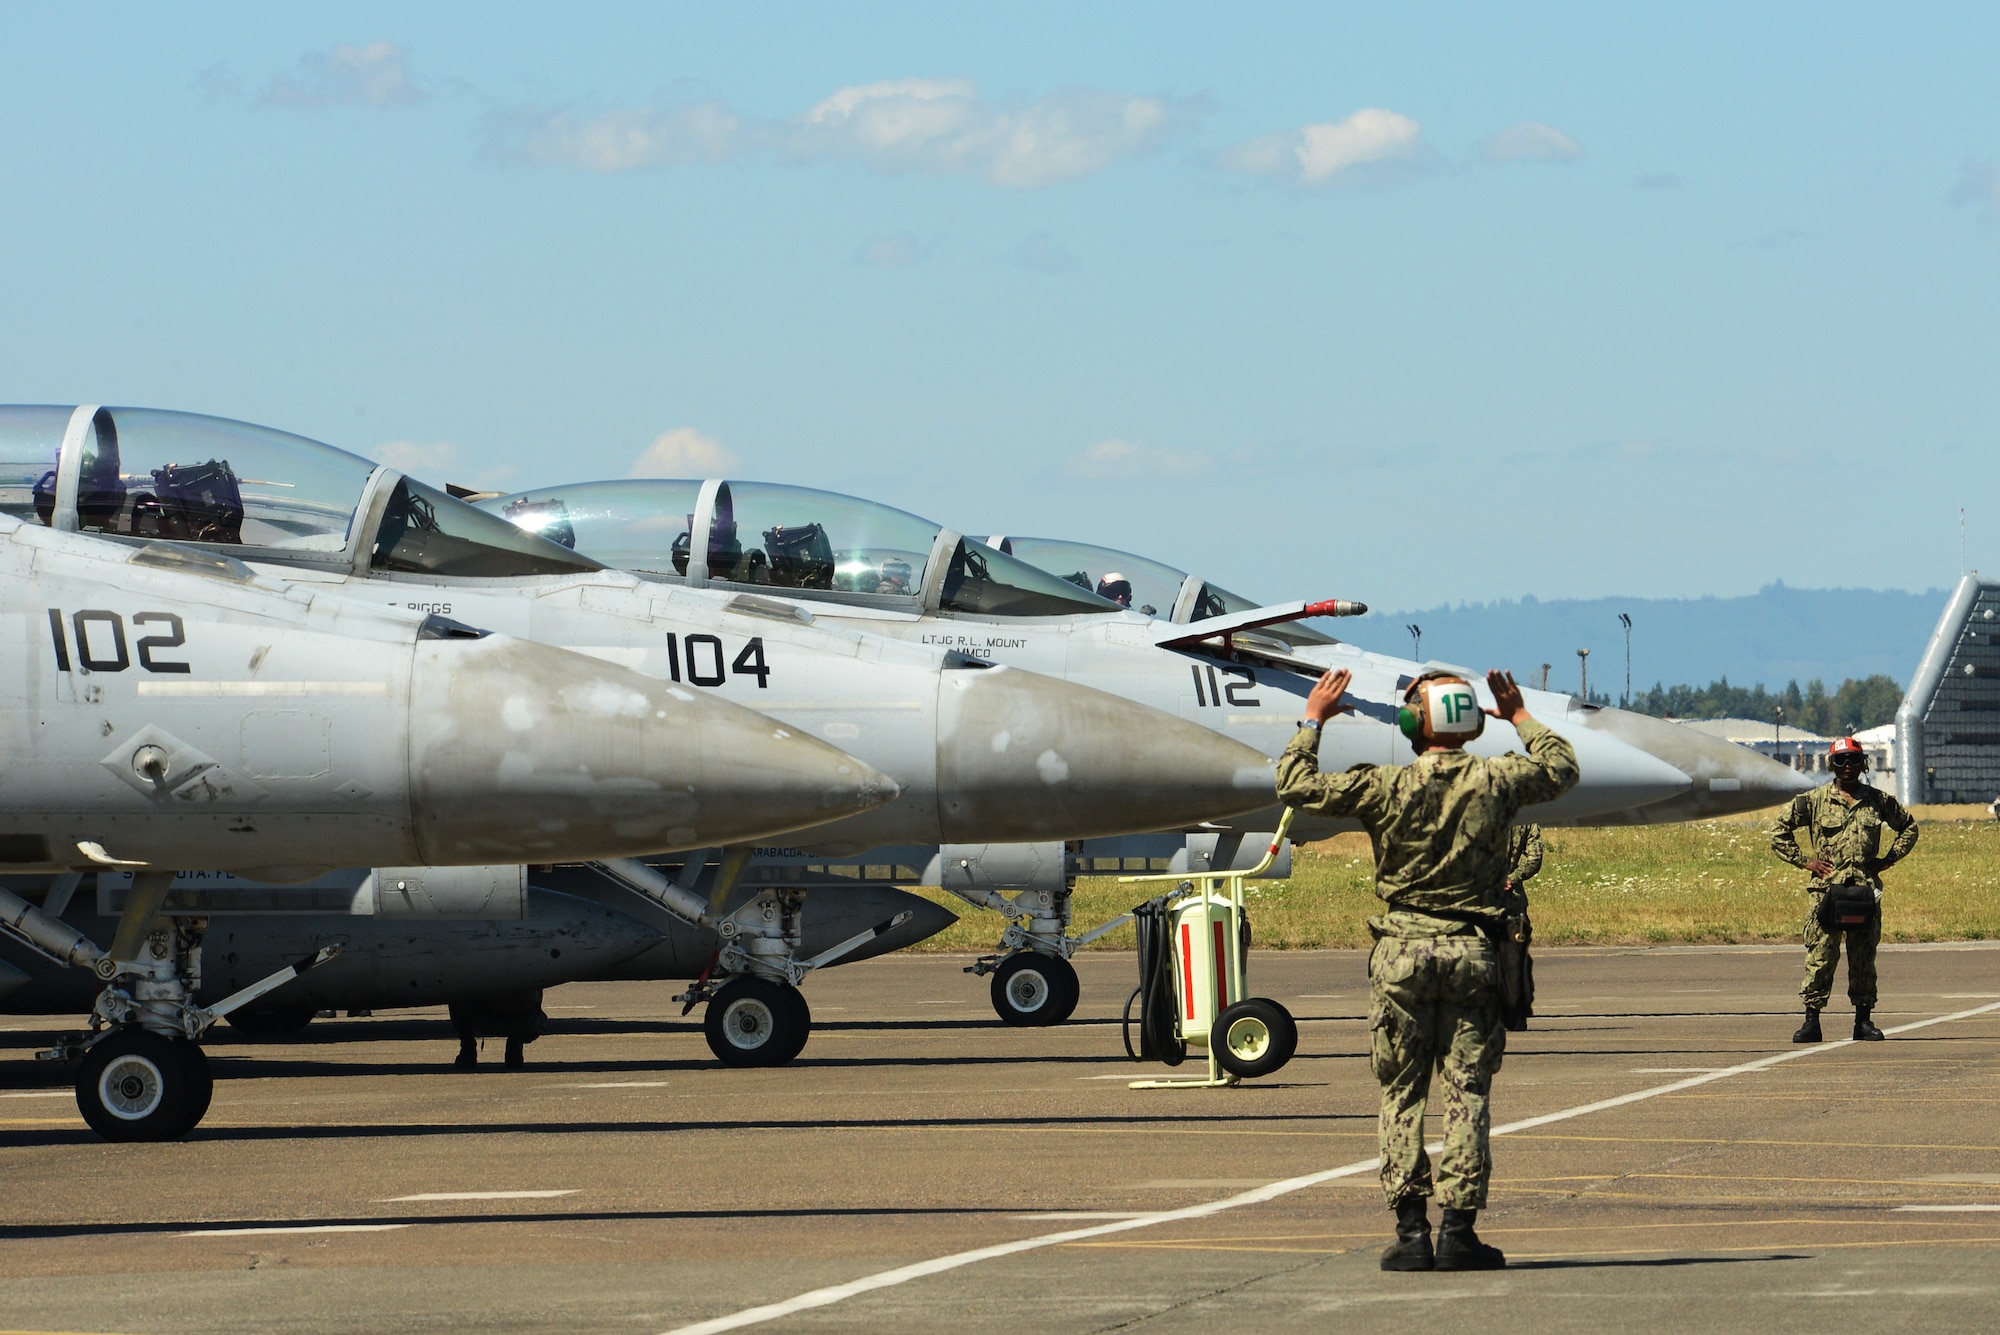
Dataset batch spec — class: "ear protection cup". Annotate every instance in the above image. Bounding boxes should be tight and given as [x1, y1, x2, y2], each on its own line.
[1397, 705, 1423, 739]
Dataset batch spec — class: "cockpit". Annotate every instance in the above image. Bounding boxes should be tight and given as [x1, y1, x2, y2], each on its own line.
[479, 479, 1123, 618]
[0, 405, 600, 579]
[986, 535, 1340, 646]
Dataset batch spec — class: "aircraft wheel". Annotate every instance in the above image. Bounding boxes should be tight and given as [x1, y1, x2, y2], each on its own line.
[169, 1040, 214, 1137]
[705, 978, 809, 1068]
[225, 1005, 316, 1038]
[990, 953, 1079, 1027]
[1213, 998, 1297, 1080]
[77, 1030, 192, 1142]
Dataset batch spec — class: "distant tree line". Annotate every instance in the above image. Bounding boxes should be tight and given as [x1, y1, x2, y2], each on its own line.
[1622, 675, 1904, 735]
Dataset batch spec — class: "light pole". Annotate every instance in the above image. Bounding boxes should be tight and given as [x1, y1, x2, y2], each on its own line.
[1539, 663, 1551, 691]
[1577, 648, 1590, 701]
[1618, 613, 1632, 708]
[1407, 624, 1422, 660]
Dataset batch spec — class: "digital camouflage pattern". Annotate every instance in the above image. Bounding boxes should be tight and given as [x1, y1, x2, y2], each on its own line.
[1503, 823, 1543, 918]
[1770, 781, 1914, 1011]
[1276, 717, 1579, 934]
[1278, 716, 1578, 1207]
[1768, 782, 1919, 887]
[1369, 933, 1507, 1208]
[1800, 901, 1880, 1009]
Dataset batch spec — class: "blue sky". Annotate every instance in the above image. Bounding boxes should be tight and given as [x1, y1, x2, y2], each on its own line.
[4, 3, 1996, 609]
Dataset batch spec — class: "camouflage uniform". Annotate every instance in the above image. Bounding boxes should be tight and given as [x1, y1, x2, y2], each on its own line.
[1769, 783, 1918, 1010]
[1502, 824, 1543, 918]
[1276, 719, 1579, 1208]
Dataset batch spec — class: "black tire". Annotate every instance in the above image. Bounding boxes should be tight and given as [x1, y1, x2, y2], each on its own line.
[77, 1030, 191, 1142]
[169, 1040, 214, 1138]
[704, 977, 810, 1068]
[989, 953, 1080, 1027]
[225, 1005, 316, 1038]
[1213, 998, 1297, 1080]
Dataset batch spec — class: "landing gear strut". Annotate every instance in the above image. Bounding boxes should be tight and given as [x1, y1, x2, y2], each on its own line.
[961, 874, 1126, 1027]
[0, 876, 335, 1141]
[593, 851, 908, 1067]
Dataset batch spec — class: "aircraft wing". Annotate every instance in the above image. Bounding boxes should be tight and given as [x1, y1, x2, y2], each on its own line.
[1151, 599, 1366, 650]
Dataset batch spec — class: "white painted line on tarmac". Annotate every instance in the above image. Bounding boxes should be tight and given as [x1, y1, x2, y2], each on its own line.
[1630, 1067, 1727, 1074]
[569, 1081, 671, 1089]
[0, 1091, 72, 1099]
[1893, 1204, 2000, 1212]
[382, 1191, 578, 1202]
[183, 1224, 409, 1238]
[660, 997, 2000, 1335]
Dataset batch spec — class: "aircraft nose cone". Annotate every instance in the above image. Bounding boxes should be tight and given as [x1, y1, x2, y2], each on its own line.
[1570, 705, 1820, 822]
[935, 665, 1274, 841]
[406, 636, 897, 863]
[1523, 718, 1693, 823]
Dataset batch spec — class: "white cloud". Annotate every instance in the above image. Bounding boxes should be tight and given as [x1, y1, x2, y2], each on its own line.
[261, 41, 425, 109]
[1005, 232, 1078, 274]
[630, 428, 739, 478]
[370, 441, 515, 491]
[504, 102, 743, 172]
[1219, 108, 1427, 188]
[491, 78, 1182, 188]
[1951, 160, 2000, 223]
[1478, 122, 1583, 165]
[853, 232, 939, 268]
[1064, 438, 1211, 480]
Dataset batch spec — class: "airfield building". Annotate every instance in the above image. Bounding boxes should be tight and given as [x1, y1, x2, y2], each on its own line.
[1897, 573, 2000, 806]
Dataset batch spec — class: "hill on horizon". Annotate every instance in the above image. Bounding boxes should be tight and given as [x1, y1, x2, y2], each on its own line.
[1333, 581, 1951, 698]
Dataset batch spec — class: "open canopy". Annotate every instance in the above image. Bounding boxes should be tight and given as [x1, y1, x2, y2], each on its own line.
[0, 405, 599, 579]
[481, 478, 1122, 618]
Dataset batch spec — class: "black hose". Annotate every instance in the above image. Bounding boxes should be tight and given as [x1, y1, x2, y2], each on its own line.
[1128, 895, 1186, 1067]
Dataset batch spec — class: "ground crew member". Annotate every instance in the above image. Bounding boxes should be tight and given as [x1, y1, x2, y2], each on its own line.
[1278, 666, 1578, 1272]
[1769, 736, 1918, 1043]
[1502, 823, 1542, 918]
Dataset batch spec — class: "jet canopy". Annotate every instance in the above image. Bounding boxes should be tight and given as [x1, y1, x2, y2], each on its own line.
[480, 479, 1122, 618]
[987, 535, 1339, 646]
[0, 405, 599, 579]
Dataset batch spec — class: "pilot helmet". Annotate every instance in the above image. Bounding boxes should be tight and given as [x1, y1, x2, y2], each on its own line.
[1096, 572, 1133, 606]
[880, 557, 912, 588]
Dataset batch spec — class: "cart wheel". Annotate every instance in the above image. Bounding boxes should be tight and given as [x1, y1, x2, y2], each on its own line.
[1214, 998, 1297, 1079]
[705, 977, 810, 1067]
[990, 953, 1079, 1027]
[77, 1030, 192, 1142]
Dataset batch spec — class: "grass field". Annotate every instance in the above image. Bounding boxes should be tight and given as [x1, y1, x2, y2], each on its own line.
[906, 805, 2000, 952]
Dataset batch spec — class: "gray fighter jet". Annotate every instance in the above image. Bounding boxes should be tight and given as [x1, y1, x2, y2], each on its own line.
[984, 534, 1818, 826]
[477, 477, 1716, 1024]
[5, 405, 1273, 1063]
[0, 497, 898, 1136]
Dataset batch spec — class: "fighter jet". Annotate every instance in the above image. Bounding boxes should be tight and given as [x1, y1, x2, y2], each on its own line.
[5, 405, 1273, 1063]
[476, 476, 1706, 1024]
[0, 491, 899, 1136]
[983, 534, 1818, 826]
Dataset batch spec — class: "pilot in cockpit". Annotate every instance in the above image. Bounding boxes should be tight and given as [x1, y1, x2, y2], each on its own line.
[1095, 572, 1133, 608]
[875, 557, 913, 595]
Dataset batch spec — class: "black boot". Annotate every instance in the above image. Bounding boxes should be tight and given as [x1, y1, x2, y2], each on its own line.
[1792, 1007, 1822, 1043]
[1853, 1007, 1884, 1041]
[504, 1037, 526, 1067]
[1379, 1195, 1434, 1271]
[1435, 1207, 1506, 1271]
[454, 1039, 478, 1069]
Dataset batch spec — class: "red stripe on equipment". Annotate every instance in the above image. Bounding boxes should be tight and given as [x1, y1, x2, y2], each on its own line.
[1181, 922, 1195, 1021]
[1213, 921, 1228, 1008]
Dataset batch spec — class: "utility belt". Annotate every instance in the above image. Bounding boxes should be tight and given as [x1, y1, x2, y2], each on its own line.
[1388, 901, 1535, 1032]
[1813, 880, 1881, 934]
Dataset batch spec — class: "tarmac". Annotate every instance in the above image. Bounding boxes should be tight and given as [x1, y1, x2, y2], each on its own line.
[1, 942, 1997, 1335]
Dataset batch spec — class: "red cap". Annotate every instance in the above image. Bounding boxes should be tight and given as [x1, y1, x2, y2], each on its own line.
[1829, 737, 1865, 758]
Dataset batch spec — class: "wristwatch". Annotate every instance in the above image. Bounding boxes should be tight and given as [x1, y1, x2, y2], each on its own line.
[1297, 718, 1322, 731]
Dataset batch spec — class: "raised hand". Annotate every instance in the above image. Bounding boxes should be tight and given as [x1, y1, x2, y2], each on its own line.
[1306, 668, 1354, 724]
[1485, 669, 1530, 726]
